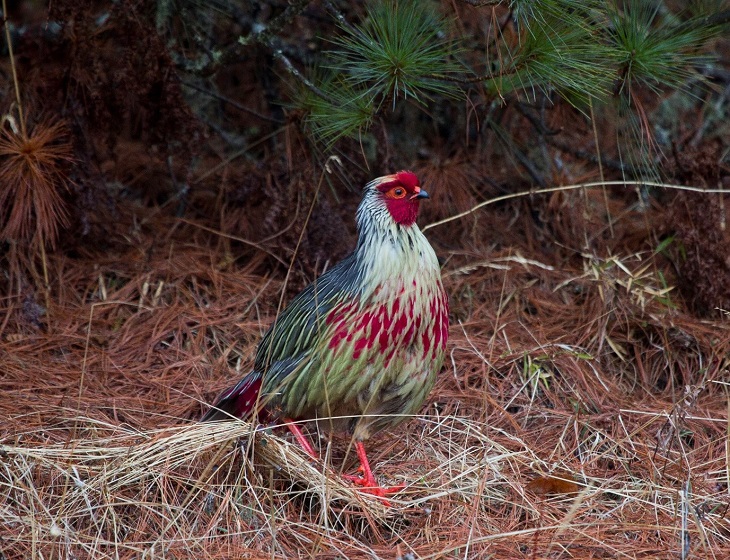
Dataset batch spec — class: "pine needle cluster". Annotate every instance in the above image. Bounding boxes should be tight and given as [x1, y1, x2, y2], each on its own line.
[290, 0, 727, 163]
[608, 1, 720, 96]
[488, 7, 614, 105]
[0, 118, 74, 249]
[300, 0, 462, 144]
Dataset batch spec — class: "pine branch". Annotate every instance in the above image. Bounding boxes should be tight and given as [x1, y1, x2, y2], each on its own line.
[300, 0, 463, 143]
[322, 0, 357, 34]
[238, 0, 312, 48]
[547, 136, 647, 175]
[683, 9, 730, 31]
[488, 120, 547, 187]
[180, 81, 284, 124]
[271, 49, 340, 105]
[193, 0, 312, 76]
[515, 102, 561, 136]
[513, 101, 644, 174]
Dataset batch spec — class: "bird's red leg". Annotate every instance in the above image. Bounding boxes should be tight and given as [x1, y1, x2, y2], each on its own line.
[284, 419, 318, 459]
[343, 441, 405, 506]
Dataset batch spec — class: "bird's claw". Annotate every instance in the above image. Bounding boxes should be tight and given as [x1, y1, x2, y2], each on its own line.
[341, 465, 365, 481]
[342, 470, 405, 507]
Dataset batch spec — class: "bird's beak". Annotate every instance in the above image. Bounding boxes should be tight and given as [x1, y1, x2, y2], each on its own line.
[411, 187, 429, 200]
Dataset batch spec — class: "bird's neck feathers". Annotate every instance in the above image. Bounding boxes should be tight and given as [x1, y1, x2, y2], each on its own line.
[353, 189, 440, 301]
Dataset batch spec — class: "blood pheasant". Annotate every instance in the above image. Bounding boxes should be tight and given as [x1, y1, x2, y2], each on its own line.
[202, 171, 449, 502]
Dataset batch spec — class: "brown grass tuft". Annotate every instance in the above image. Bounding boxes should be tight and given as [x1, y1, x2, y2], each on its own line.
[0, 117, 74, 249]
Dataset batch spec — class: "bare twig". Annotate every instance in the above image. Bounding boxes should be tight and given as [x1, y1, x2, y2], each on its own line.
[272, 49, 339, 105]
[423, 180, 730, 231]
[196, 0, 312, 75]
[2, 0, 25, 137]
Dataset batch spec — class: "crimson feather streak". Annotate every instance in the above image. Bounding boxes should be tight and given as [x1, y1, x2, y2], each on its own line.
[201, 170, 449, 503]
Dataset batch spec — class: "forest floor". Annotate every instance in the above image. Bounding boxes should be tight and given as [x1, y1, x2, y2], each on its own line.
[2, 159, 729, 559]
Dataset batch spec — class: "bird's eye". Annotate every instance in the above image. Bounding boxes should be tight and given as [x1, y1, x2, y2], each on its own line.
[389, 187, 406, 199]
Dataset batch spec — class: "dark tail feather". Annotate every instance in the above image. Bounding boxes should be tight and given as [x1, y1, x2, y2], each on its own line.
[200, 371, 263, 422]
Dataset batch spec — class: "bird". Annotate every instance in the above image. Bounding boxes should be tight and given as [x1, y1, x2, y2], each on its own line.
[202, 170, 449, 504]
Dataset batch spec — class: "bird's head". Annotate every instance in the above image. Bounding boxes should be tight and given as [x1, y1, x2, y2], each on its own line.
[364, 170, 429, 228]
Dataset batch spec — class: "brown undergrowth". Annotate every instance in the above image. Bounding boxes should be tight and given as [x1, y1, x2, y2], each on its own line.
[1, 177, 729, 559]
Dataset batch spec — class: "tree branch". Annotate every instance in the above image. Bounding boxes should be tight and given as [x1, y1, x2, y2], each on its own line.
[194, 0, 313, 76]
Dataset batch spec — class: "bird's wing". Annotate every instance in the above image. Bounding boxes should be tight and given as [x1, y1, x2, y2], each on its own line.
[254, 253, 361, 375]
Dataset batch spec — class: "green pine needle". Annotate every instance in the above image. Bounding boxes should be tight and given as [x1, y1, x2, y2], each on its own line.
[509, 0, 603, 28]
[488, 10, 615, 106]
[331, 0, 462, 108]
[297, 70, 375, 145]
[608, 0, 718, 95]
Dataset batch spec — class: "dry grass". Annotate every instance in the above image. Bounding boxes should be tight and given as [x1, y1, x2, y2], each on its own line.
[1, 183, 730, 559]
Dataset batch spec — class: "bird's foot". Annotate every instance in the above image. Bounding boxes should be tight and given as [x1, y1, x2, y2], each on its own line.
[343, 468, 405, 503]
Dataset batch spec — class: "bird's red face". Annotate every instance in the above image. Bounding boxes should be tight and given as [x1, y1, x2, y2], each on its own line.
[376, 170, 429, 227]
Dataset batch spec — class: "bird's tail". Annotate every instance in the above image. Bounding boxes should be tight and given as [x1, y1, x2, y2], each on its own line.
[200, 371, 264, 422]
